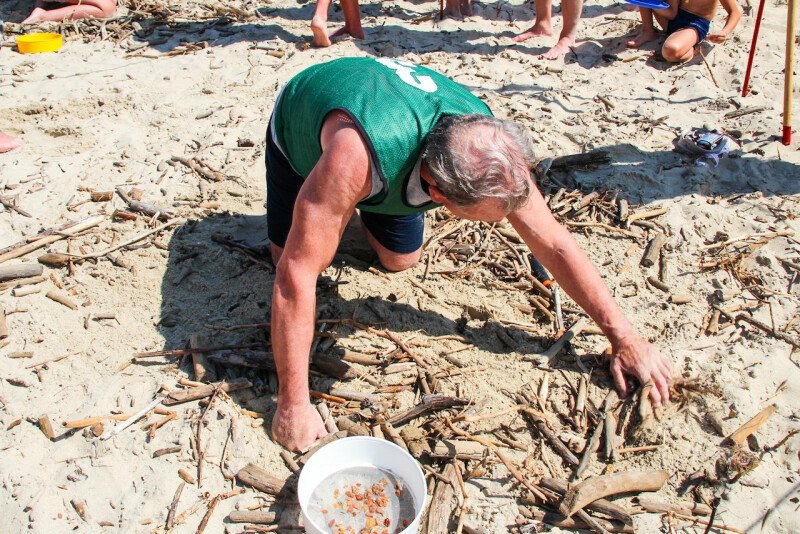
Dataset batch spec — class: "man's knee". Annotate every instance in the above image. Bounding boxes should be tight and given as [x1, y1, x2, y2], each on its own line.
[377, 249, 422, 272]
[98, 0, 117, 17]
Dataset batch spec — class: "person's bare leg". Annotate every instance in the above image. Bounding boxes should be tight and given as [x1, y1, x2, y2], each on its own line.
[270, 242, 284, 266]
[310, 0, 333, 47]
[626, 8, 659, 47]
[444, 0, 462, 18]
[541, 0, 583, 59]
[330, 0, 364, 39]
[513, 0, 554, 42]
[661, 28, 698, 62]
[362, 227, 421, 272]
[0, 132, 23, 153]
[23, 0, 116, 23]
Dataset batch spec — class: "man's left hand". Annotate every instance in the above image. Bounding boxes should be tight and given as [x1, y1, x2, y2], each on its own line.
[609, 336, 673, 405]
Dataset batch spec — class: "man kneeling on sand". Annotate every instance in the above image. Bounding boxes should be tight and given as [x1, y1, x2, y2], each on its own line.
[24, 0, 116, 23]
[265, 57, 674, 451]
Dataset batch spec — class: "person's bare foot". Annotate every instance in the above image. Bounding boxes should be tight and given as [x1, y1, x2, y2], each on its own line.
[330, 25, 365, 40]
[22, 7, 47, 23]
[626, 28, 659, 48]
[512, 22, 554, 42]
[310, 16, 332, 47]
[540, 36, 574, 59]
[0, 133, 23, 153]
[443, 0, 463, 19]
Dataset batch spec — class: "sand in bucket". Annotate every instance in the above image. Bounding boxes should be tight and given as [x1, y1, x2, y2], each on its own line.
[306, 466, 416, 534]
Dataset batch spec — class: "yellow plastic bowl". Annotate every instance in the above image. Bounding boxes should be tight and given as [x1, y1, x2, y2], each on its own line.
[16, 33, 63, 54]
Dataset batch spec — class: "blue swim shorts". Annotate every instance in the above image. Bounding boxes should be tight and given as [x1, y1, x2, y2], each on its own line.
[265, 128, 425, 254]
[666, 8, 711, 43]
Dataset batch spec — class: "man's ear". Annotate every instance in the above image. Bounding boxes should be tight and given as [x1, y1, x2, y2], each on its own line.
[428, 184, 446, 204]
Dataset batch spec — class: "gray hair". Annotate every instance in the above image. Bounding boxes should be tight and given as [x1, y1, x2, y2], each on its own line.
[421, 114, 535, 212]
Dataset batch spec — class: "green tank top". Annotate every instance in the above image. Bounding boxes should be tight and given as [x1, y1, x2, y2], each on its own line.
[272, 57, 492, 216]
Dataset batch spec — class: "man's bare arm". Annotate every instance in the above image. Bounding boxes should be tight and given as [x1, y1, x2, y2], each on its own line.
[508, 186, 672, 404]
[270, 111, 372, 450]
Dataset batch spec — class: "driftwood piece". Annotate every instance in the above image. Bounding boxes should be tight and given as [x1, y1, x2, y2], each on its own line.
[669, 294, 692, 305]
[560, 470, 669, 518]
[280, 450, 300, 473]
[227, 510, 279, 524]
[724, 106, 768, 119]
[312, 352, 364, 380]
[430, 440, 487, 460]
[341, 349, 383, 366]
[189, 333, 215, 383]
[116, 187, 173, 221]
[400, 426, 428, 458]
[574, 391, 618, 480]
[538, 478, 632, 524]
[100, 395, 164, 440]
[736, 313, 800, 349]
[163, 378, 252, 406]
[24, 350, 81, 369]
[38, 415, 55, 440]
[328, 388, 376, 404]
[0, 263, 43, 282]
[0, 215, 104, 265]
[171, 155, 225, 182]
[236, 463, 291, 496]
[427, 463, 457, 534]
[635, 495, 711, 516]
[72, 219, 181, 260]
[337, 416, 370, 437]
[646, 276, 669, 293]
[388, 394, 470, 426]
[90, 191, 113, 202]
[626, 207, 667, 228]
[165, 482, 185, 530]
[299, 430, 348, 463]
[517, 403, 579, 466]
[725, 404, 776, 447]
[604, 410, 618, 462]
[316, 401, 339, 434]
[378, 417, 409, 452]
[196, 489, 244, 534]
[525, 318, 589, 366]
[46, 290, 78, 310]
[37, 253, 71, 267]
[0, 274, 46, 291]
[524, 508, 633, 534]
[207, 349, 276, 371]
[0, 304, 7, 339]
[640, 233, 666, 267]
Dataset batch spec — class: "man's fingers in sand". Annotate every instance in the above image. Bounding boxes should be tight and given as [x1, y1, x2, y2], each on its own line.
[654, 372, 671, 404]
[611, 360, 629, 398]
[658, 356, 673, 379]
[649, 377, 664, 406]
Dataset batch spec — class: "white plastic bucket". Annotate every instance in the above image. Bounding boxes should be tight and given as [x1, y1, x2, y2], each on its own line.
[297, 436, 427, 534]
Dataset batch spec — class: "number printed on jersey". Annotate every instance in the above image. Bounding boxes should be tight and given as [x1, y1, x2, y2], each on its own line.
[375, 58, 438, 93]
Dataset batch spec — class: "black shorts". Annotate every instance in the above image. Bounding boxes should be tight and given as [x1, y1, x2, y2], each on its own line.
[265, 132, 425, 254]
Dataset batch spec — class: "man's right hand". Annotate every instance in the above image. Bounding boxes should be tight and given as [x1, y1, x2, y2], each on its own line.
[271, 402, 328, 452]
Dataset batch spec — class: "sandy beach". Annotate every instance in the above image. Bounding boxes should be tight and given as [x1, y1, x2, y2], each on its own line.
[1, 0, 799, 532]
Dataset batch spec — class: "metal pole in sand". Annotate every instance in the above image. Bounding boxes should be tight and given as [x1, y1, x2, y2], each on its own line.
[783, 0, 797, 145]
[742, 0, 767, 97]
